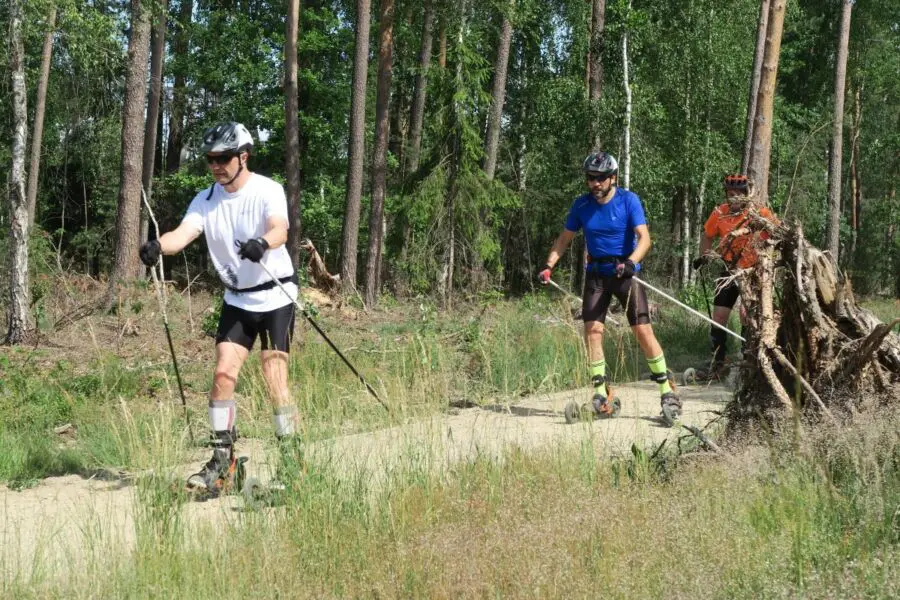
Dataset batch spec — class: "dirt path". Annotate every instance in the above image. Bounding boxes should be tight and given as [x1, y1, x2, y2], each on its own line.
[1, 381, 729, 580]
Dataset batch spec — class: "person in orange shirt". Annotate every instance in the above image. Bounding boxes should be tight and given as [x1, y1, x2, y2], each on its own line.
[693, 175, 778, 370]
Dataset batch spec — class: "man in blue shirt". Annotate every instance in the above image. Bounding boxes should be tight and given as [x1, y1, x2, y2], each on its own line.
[538, 152, 681, 425]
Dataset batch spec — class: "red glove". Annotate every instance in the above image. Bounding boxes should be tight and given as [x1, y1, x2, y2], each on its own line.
[537, 265, 552, 285]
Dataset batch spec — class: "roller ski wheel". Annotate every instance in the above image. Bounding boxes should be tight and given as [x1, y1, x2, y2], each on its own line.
[564, 401, 581, 424]
[682, 363, 726, 386]
[242, 476, 286, 507]
[659, 392, 683, 428]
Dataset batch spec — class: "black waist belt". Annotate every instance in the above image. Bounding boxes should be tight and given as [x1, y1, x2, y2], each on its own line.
[224, 273, 297, 294]
[587, 255, 624, 264]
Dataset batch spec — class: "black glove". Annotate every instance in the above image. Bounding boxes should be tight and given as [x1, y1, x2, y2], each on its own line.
[237, 237, 270, 262]
[537, 264, 552, 285]
[615, 259, 636, 279]
[139, 239, 161, 267]
[692, 255, 709, 271]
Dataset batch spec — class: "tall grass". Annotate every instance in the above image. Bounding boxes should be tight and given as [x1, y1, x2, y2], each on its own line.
[5, 409, 898, 598]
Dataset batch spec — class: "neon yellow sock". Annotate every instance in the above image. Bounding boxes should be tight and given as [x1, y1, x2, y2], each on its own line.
[647, 354, 673, 394]
[589, 360, 608, 397]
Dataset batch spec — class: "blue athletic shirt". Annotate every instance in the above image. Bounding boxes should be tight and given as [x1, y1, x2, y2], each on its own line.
[564, 187, 647, 276]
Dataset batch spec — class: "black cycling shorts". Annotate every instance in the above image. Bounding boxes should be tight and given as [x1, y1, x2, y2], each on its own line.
[713, 279, 740, 309]
[581, 273, 651, 326]
[215, 302, 295, 352]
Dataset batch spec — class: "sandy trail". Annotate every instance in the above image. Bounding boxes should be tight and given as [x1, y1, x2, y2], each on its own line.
[1, 381, 729, 580]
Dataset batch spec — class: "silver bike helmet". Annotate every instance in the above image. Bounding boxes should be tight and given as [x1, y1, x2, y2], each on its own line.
[200, 122, 254, 154]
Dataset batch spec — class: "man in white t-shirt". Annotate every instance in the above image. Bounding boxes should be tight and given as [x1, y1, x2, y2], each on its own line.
[139, 122, 301, 495]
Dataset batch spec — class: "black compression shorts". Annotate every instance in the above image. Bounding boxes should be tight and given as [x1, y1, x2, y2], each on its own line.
[713, 279, 740, 309]
[215, 302, 296, 352]
[581, 273, 651, 326]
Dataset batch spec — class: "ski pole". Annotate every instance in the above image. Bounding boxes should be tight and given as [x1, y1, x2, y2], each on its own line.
[141, 189, 194, 444]
[251, 254, 390, 412]
[630, 276, 745, 342]
[545, 279, 622, 326]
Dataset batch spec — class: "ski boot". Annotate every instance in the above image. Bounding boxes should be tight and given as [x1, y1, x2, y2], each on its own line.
[564, 377, 622, 424]
[659, 391, 683, 427]
[243, 435, 305, 507]
[186, 430, 246, 499]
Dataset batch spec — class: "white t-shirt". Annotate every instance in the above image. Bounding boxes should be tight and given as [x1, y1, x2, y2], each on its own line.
[182, 173, 298, 312]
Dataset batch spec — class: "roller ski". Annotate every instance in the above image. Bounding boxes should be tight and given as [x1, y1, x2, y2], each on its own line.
[564, 376, 621, 424]
[242, 435, 305, 508]
[185, 431, 247, 500]
[681, 361, 729, 386]
[659, 391, 683, 427]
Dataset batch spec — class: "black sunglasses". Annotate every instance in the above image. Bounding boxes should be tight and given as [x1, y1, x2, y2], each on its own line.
[586, 173, 611, 182]
[206, 153, 238, 165]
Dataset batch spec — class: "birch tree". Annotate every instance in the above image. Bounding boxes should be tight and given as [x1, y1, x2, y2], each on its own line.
[6, 0, 30, 343]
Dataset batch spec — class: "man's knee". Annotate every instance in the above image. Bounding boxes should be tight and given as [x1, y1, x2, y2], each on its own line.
[212, 371, 237, 396]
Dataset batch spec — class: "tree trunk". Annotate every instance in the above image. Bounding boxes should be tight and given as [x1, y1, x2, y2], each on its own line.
[588, 0, 606, 152]
[741, 0, 770, 175]
[285, 0, 303, 268]
[825, 0, 853, 266]
[438, 18, 447, 69]
[681, 185, 691, 287]
[406, 0, 434, 175]
[6, 0, 29, 344]
[621, 0, 632, 189]
[26, 6, 57, 230]
[746, 0, 786, 204]
[140, 0, 168, 273]
[483, 6, 513, 180]
[339, 0, 372, 295]
[848, 85, 861, 263]
[110, 0, 153, 288]
[364, 0, 395, 307]
[166, 0, 193, 173]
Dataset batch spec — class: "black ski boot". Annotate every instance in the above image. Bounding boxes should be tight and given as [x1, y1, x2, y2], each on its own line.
[659, 392, 683, 427]
[187, 430, 245, 498]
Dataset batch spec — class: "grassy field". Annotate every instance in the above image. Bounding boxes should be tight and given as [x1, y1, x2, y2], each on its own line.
[1, 282, 898, 597]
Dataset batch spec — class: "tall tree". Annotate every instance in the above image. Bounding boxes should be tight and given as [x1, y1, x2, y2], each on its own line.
[285, 0, 302, 267]
[406, 0, 434, 175]
[339, 0, 372, 295]
[364, 0, 396, 306]
[621, 0, 633, 189]
[825, 0, 854, 264]
[741, 0, 770, 175]
[110, 0, 153, 286]
[166, 0, 192, 173]
[6, 0, 29, 343]
[747, 0, 787, 203]
[140, 0, 168, 260]
[26, 5, 57, 229]
[483, 2, 514, 180]
[588, 0, 606, 151]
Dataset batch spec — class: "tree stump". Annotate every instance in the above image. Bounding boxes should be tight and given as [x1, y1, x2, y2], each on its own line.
[722, 214, 900, 426]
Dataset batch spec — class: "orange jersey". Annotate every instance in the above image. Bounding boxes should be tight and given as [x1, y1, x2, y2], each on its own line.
[703, 203, 778, 269]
